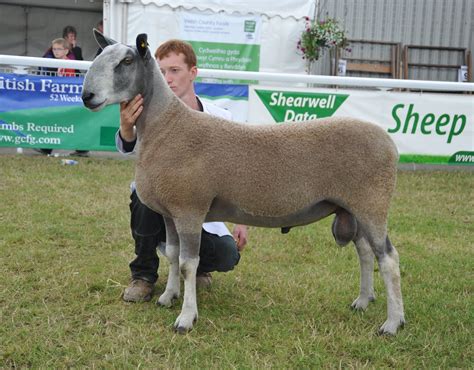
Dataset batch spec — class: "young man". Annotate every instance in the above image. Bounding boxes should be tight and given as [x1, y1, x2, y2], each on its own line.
[116, 39, 248, 302]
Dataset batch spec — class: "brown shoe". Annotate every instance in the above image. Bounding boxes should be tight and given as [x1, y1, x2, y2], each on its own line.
[196, 272, 212, 290]
[123, 279, 155, 302]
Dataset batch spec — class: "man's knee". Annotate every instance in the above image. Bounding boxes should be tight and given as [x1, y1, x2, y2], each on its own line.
[213, 236, 240, 272]
[199, 233, 240, 272]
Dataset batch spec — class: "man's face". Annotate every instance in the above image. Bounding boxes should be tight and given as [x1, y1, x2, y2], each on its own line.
[158, 52, 197, 99]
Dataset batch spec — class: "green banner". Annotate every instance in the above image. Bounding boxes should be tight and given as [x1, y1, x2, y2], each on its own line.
[0, 105, 119, 151]
[255, 89, 349, 122]
[398, 152, 474, 165]
[190, 41, 260, 72]
[190, 41, 260, 84]
[0, 73, 119, 151]
[448, 151, 474, 165]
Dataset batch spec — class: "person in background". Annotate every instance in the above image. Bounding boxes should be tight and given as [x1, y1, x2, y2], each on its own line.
[49, 38, 76, 76]
[36, 38, 76, 156]
[117, 39, 249, 302]
[41, 36, 76, 75]
[62, 25, 89, 157]
[62, 25, 83, 61]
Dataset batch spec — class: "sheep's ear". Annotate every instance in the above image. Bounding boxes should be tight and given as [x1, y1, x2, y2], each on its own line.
[136, 33, 149, 59]
[93, 28, 117, 50]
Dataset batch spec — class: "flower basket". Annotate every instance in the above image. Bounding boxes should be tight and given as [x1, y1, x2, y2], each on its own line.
[297, 17, 350, 73]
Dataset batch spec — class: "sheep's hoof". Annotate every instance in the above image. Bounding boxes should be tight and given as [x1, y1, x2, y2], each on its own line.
[350, 295, 375, 311]
[173, 313, 198, 334]
[174, 325, 191, 335]
[378, 318, 405, 336]
[157, 292, 178, 307]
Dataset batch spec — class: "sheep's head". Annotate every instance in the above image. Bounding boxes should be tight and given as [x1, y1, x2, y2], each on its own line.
[82, 30, 150, 111]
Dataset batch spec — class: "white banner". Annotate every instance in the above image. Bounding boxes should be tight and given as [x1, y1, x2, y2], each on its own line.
[179, 11, 262, 77]
[248, 86, 474, 165]
[179, 12, 261, 44]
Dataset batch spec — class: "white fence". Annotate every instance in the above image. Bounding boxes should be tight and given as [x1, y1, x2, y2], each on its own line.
[1, 54, 473, 166]
[1, 55, 473, 92]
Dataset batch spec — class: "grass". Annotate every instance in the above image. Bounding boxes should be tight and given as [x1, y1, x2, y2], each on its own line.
[0, 155, 472, 368]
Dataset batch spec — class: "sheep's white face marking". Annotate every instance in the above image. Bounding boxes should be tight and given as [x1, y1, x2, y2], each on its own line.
[82, 43, 145, 111]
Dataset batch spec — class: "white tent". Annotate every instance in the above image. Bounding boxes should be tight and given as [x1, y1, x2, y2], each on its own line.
[104, 0, 316, 74]
[0, 0, 316, 73]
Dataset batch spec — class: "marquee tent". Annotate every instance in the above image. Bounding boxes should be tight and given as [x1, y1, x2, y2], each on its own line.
[104, 0, 316, 74]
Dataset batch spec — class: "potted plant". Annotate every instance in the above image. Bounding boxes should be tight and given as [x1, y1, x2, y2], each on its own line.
[297, 17, 350, 73]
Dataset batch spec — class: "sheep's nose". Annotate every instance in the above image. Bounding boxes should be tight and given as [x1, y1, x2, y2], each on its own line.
[82, 91, 95, 104]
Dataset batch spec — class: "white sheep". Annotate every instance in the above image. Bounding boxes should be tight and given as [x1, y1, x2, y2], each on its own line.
[82, 31, 405, 335]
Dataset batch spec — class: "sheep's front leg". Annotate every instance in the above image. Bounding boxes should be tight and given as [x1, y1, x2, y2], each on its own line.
[174, 220, 202, 334]
[351, 236, 376, 310]
[157, 217, 180, 307]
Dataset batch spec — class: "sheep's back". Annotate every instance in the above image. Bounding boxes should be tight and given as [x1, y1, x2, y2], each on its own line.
[185, 114, 398, 217]
[135, 97, 398, 218]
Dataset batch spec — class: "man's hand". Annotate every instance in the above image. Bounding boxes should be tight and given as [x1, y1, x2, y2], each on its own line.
[232, 224, 248, 251]
[119, 94, 143, 142]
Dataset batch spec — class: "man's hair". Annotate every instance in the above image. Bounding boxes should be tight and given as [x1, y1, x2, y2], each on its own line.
[154, 39, 197, 68]
[52, 38, 70, 50]
[62, 25, 77, 38]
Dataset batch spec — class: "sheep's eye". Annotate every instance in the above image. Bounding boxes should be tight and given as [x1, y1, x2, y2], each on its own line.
[123, 57, 133, 65]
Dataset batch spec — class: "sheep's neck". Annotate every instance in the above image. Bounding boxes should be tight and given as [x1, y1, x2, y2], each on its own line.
[135, 62, 174, 138]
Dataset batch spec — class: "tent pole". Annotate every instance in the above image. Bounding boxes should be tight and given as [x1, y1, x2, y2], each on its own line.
[121, 1, 129, 43]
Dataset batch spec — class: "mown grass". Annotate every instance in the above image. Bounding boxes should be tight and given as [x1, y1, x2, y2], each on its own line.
[0, 155, 472, 368]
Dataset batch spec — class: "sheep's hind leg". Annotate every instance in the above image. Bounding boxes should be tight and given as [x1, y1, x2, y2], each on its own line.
[157, 217, 180, 307]
[351, 235, 376, 310]
[370, 232, 405, 335]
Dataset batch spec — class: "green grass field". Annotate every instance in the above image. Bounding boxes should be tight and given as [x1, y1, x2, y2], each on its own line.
[1, 155, 472, 368]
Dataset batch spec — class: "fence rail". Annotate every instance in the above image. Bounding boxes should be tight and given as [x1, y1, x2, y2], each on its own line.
[1, 54, 474, 92]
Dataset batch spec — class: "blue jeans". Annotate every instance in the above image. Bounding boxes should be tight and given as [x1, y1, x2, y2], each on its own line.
[128, 191, 240, 283]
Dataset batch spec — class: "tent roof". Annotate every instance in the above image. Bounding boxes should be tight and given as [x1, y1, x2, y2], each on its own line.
[0, 0, 102, 11]
[139, 0, 315, 19]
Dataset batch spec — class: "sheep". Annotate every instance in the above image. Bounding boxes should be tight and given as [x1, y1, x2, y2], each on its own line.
[82, 31, 405, 335]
